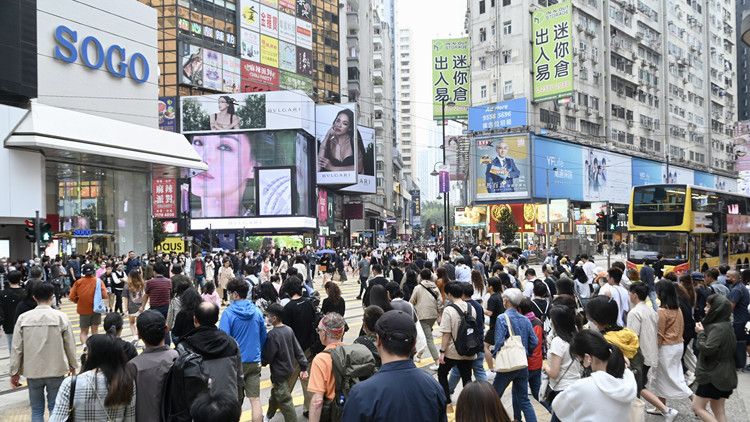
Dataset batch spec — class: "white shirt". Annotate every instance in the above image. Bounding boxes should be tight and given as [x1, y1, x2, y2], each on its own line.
[455, 264, 472, 282]
[599, 284, 631, 327]
[626, 302, 659, 368]
[582, 261, 597, 283]
[548, 336, 582, 391]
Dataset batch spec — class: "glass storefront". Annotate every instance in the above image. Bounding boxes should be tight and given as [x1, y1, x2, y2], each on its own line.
[47, 162, 151, 256]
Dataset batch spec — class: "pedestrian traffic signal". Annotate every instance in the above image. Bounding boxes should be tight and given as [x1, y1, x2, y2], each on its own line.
[25, 219, 36, 242]
[608, 211, 618, 231]
[40, 222, 52, 242]
[705, 212, 724, 233]
[596, 212, 607, 232]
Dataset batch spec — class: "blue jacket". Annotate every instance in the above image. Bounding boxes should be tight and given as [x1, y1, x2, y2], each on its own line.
[494, 308, 538, 357]
[485, 156, 521, 193]
[219, 300, 267, 363]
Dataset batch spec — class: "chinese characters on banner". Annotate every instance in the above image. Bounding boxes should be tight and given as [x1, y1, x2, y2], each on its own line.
[532, 2, 573, 103]
[439, 165, 450, 193]
[432, 38, 470, 119]
[409, 189, 421, 228]
[153, 178, 177, 218]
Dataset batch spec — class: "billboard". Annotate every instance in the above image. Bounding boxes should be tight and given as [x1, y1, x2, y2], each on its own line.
[152, 178, 177, 219]
[694, 171, 715, 188]
[455, 206, 487, 228]
[475, 135, 530, 200]
[316, 104, 358, 185]
[158, 97, 176, 132]
[445, 135, 467, 181]
[468, 98, 528, 132]
[582, 148, 632, 203]
[631, 158, 662, 187]
[663, 166, 693, 184]
[186, 130, 309, 218]
[533, 136, 583, 200]
[432, 38, 470, 119]
[532, 2, 573, 102]
[409, 189, 421, 228]
[488, 204, 537, 233]
[341, 126, 377, 194]
[256, 167, 294, 216]
[180, 90, 314, 135]
[537, 199, 569, 223]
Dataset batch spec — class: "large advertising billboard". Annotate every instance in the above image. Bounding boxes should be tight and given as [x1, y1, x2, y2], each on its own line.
[532, 2, 573, 103]
[455, 206, 487, 228]
[533, 136, 583, 200]
[445, 135, 467, 181]
[432, 38, 470, 119]
[488, 204, 537, 233]
[316, 104, 358, 185]
[186, 130, 310, 219]
[468, 98, 528, 132]
[180, 90, 314, 135]
[341, 126, 376, 193]
[475, 135, 530, 201]
[582, 148, 632, 203]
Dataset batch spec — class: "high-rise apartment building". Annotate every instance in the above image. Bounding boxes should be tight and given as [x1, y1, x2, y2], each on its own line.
[737, 0, 750, 121]
[397, 27, 415, 177]
[312, 0, 342, 102]
[468, 0, 736, 180]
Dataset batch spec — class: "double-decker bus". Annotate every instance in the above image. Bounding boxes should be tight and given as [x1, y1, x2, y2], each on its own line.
[627, 184, 750, 274]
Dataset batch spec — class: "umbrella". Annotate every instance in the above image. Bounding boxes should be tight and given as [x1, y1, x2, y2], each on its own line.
[501, 246, 523, 254]
[316, 249, 336, 255]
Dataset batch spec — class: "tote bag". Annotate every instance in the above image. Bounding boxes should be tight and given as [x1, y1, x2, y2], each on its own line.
[93, 279, 107, 314]
[493, 313, 528, 372]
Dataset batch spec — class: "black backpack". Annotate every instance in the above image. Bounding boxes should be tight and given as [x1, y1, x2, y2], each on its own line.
[448, 303, 483, 356]
[161, 345, 209, 422]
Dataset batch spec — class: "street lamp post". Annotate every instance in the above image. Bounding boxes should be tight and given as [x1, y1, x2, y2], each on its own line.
[545, 167, 558, 251]
[441, 99, 455, 254]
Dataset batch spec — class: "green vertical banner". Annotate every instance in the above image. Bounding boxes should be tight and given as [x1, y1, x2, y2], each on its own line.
[432, 38, 470, 119]
[532, 2, 573, 103]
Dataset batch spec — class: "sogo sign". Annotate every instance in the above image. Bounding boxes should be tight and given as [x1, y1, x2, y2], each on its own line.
[53, 25, 150, 84]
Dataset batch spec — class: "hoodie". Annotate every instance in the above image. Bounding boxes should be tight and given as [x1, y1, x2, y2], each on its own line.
[552, 368, 637, 422]
[524, 311, 544, 371]
[695, 295, 738, 392]
[219, 300, 267, 363]
[180, 325, 244, 402]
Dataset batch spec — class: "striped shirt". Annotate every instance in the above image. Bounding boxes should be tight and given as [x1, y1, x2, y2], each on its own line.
[145, 276, 172, 307]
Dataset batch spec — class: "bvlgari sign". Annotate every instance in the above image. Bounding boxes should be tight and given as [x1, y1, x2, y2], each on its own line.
[53, 25, 150, 83]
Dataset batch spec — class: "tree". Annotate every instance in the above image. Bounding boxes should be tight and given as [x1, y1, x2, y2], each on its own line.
[495, 207, 518, 245]
[153, 218, 167, 251]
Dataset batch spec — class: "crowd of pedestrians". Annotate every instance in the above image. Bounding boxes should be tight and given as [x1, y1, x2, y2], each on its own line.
[1, 244, 749, 421]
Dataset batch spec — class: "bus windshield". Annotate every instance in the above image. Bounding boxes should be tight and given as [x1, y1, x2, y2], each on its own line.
[628, 232, 688, 264]
[631, 186, 686, 227]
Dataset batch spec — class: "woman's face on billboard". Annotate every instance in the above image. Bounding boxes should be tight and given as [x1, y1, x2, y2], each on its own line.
[192, 134, 254, 198]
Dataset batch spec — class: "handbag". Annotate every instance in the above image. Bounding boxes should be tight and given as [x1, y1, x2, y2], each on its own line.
[541, 359, 574, 403]
[629, 398, 645, 422]
[493, 314, 529, 372]
[332, 271, 341, 282]
[66, 374, 77, 422]
[93, 279, 107, 314]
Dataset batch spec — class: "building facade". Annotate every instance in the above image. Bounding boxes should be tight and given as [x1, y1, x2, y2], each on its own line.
[467, 0, 737, 181]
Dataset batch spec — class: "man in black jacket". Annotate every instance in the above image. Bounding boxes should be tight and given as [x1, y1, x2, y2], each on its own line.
[282, 276, 316, 417]
[177, 302, 244, 406]
[362, 264, 388, 307]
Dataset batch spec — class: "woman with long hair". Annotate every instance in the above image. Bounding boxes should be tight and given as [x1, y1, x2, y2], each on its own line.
[550, 330, 637, 421]
[50, 335, 136, 421]
[321, 281, 345, 316]
[103, 313, 138, 360]
[402, 268, 419, 301]
[691, 294, 738, 422]
[368, 284, 393, 312]
[209, 95, 239, 130]
[470, 270, 486, 304]
[649, 280, 693, 407]
[541, 305, 581, 420]
[122, 271, 145, 337]
[318, 108, 356, 172]
[171, 288, 204, 341]
[435, 266, 450, 303]
[676, 273, 697, 383]
[455, 380, 511, 422]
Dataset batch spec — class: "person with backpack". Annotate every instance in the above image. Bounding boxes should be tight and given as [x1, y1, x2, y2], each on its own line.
[353, 305, 385, 368]
[492, 288, 539, 422]
[0, 270, 24, 350]
[70, 264, 108, 345]
[342, 310, 448, 422]
[165, 302, 244, 422]
[219, 278, 267, 422]
[128, 310, 179, 422]
[437, 282, 481, 413]
[518, 298, 546, 414]
[307, 312, 350, 422]
[448, 283, 488, 394]
[262, 303, 309, 422]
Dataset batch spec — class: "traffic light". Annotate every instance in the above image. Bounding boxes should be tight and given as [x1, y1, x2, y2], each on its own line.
[40, 222, 52, 242]
[430, 224, 436, 237]
[705, 212, 723, 233]
[596, 212, 607, 233]
[609, 211, 618, 232]
[25, 219, 36, 242]
[438, 226, 444, 237]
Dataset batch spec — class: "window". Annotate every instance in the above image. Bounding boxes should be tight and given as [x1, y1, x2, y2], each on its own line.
[503, 21, 512, 35]
[492, 82, 497, 93]
[480, 0, 486, 13]
[491, 25, 496, 35]
[503, 81, 513, 95]
[503, 0, 510, 5]
[481, 85, 487, 98]
[480, 28, 487, 42]
[566, 116, 576, 130]
[480, 59, 487, 70]
[503, 50, 511, 64]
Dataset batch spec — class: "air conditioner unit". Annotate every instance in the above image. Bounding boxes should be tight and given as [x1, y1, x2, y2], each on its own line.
[587, 107, 594, 116]
[683, 78, 688, 84]
[566, 102, 574, 110]
[573, 47, 579, 55]
[627, 120, 634, 127]
[574, 104, 581, 111]
[617, 88, 625, 95]
[597, 111, 604, 119]
[639, 79, 645, 85]
[577, 23, 585, 31]
[631, 51, 637, 60]
[592, 55, 599, 64]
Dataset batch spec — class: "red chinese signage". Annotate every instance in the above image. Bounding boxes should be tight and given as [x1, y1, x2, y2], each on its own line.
[241, 60, 279, 87]
[487, 203, 537, 233]
[152, 178, 177, 219]
[318, 190, 328, 223]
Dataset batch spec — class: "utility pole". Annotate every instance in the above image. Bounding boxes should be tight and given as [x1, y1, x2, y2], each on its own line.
[34, 210, 40, 258]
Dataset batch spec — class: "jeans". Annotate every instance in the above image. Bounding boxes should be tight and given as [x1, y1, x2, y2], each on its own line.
[493, 367, 537, 422]
[152, 305, 171, 346]
[358, 276, 368, 297]
[448, 352, 488, 393]
[5, 332, 12, 351]
[194, 275, 205, 288]
[28, 377, 64, 422]
[514, 368, 549, 417]
[438, 357, 473, 404]
[419, 319, 440, 361]
[648, 290, 659, 312]
[113, 290, 123, 314]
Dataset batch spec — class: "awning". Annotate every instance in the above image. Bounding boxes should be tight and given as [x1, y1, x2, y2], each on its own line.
[3, 101, 208, 174]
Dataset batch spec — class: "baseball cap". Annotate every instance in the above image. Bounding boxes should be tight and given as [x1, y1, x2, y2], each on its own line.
[595, 271, 608, 282]
[375, 310, 417, 344]
[137, 309, 167, 333]
[82, 264, 95, 275]
[691, 271, 704, 281]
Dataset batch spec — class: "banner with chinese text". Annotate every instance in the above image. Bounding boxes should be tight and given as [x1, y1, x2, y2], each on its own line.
[153, 178, 177, 218]
[432, 38, 470, 119]
[532, 2, 573, 102]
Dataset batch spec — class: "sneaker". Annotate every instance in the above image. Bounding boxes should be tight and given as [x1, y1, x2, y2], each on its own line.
[429, 363, 440, 371]
[663, 408, 679, 422]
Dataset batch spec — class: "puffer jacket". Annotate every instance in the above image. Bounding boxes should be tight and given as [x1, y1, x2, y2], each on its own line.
[409, 280, 441, 320]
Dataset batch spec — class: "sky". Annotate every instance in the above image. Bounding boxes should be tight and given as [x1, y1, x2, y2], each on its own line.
[396, 0, 468, 153]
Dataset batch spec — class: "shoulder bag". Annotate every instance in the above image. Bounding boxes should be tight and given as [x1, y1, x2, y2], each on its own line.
[493, 313, 529, 373]
[66, 375, 77, 422]
[93, 279, 107, 314]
